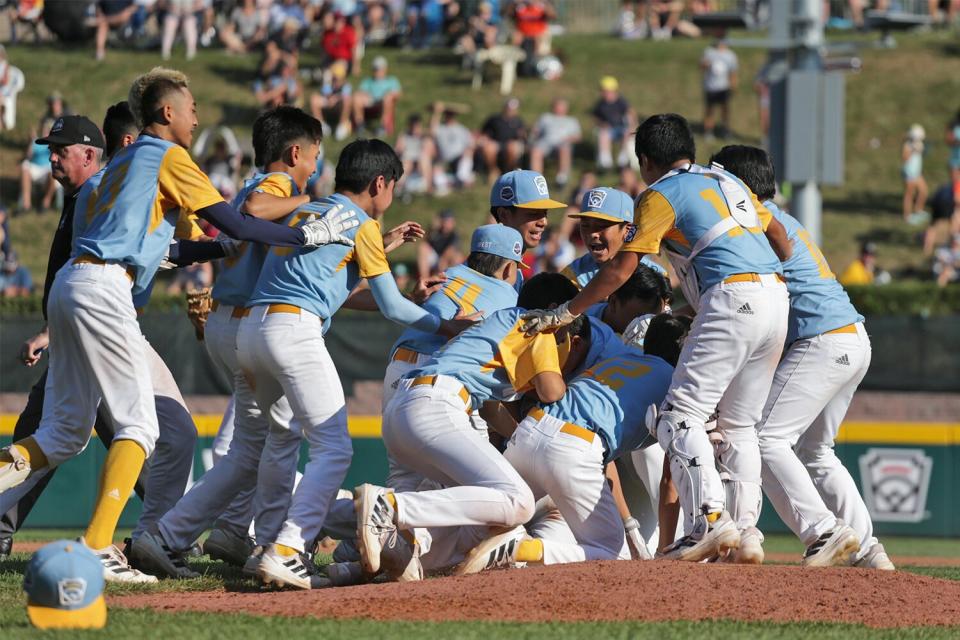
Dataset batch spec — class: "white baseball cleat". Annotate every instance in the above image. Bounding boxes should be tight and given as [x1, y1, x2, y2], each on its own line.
[802, 522, 861, 568]
[853, 542, 896, 571]
[85, 540, 159, 584]
[204, 528, 254, 567]
[258, 544, 331, 590]
[453, 525, 527, 576]
[355, 484, 398, 575]
[0, 445, 31, 492]
[731, 527, 765, 564]
[660, 511, 740, 562]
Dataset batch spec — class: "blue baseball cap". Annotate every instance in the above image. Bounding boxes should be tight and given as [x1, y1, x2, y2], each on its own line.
[23, 540, 107, 629]
[471, 224, 524, 263]
[571, 187, 633, 224]
[490, 170, 567, 210]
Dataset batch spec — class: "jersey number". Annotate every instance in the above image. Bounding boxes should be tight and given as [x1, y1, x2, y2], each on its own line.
[585, 359, 651, 391]
[796, 229, 834, 279]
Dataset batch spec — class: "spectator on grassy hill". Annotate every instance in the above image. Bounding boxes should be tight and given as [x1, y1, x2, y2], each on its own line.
[363, 0, 393, 44]
[18, 119, 60, 214]
[395, 113, 438, 195]
[701, 38, 738, 140]
[353, 55, 402, 136]
[618, 165, 643, 200]
[533, 225, 575, 274]
[0, 45, 25, 132]
[42, 92, 73, 126]
[591, 76, 636, 171]
[565, 170, 597, 217]
[418, 208, 462, 276]
[506, 0, 555, 55]
[457, 1, 499, 67]
[947, 108, 960, 220]
[95, 0, 138, 61]
[933, 233, 960, 287]
[269, 0, 308, 33]
[161, 0, 201, 61]
[479, 97, 527, 182]
[322, 10, 362, 73]
[925, 182, 958, 255]
[0, 205, 10, 257]
[219, 0, 269, 54]
[310, 60, 354, 141]
[430, 101, 476, 191]
[529, 98, 581, 190]
[393, 262, 412, 291]
[839, 241, 879, 286]
[0, 250, 33, 297]
[619, 1, 649, 40]
[253, 17, 303, 108]
[902, 124, 929, 225]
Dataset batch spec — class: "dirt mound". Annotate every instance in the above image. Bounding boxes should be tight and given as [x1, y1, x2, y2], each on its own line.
[113, 561, 960, 628]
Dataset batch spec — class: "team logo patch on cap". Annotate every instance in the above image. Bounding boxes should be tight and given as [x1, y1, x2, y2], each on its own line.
[500, 186, 515, 202]
[533, 176, 548, 196]
[513, 241, 522, 257]
[586, 189, 607, 209]
[52, 119, 64, 133]
[58, 578, 87, 607]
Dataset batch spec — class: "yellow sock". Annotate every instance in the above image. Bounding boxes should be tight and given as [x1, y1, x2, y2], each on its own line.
[706, 511, 721, 523]
[515, 539, 544, 563]
[386, 493, 397, 509]
[274, 544, 299, 557]
[84, 440, 145, 549]
[0, 437, 48, 470]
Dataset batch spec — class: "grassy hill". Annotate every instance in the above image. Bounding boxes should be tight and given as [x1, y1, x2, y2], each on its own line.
[1, 30, 959, 285]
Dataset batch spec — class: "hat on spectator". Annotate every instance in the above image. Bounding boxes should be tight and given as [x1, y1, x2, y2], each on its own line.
[439, 208, 455, 219]
[570, 187, 633, 224]
[600, 76, 619, 92]
[471, 224, 524, 263]
[23, 540, 107, 629]
[491, 170, 566, 210]
[36, 116, 105, 149]
[330, 60, 348, 80]
[372, 56, 388, 71]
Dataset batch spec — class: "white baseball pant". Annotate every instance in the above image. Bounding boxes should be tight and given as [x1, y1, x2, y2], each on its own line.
[505, 411, 629, 564]
[32, 259, 158, 465]
[383, 377, 535, 530]
[237, 305, 352, 553]
[658, 276, 789, 534]
[758, 323, 877, 556]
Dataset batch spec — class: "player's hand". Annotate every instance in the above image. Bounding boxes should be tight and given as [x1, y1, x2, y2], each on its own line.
[219, 235, 242, 259]
[621, 313, 656, 349]
[624, 517, 652, 560]
[18, 328, 49, 367]
[382, 221, 425, 253]
[439, 311, 482, 338]
[411, 272, 447, 304]
[520, 301, 578, 336]
[302, 204, 359, 247]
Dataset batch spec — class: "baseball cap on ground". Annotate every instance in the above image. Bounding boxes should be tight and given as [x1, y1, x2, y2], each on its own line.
[471, 224, 524, 263]
[35, 115, 106, 149]
[570, 187, 633, 224]
[23, 540, 107, 629]
[490, 170, 566, 210]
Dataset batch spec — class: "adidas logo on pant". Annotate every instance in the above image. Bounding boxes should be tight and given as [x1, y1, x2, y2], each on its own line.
[835, 354, 850, 366]
[736, 303, 754, 315]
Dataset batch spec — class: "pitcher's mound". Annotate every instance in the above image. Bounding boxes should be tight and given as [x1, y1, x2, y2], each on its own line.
[113, 561, 960, 628]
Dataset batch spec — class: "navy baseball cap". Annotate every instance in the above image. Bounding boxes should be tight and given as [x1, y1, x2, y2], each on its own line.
[570, 187, 633, 224]
[36, 116, 106, 149]
[23, 540, 107, 629]
[490, 170, 566, 210]
[471, 224, 524, 263]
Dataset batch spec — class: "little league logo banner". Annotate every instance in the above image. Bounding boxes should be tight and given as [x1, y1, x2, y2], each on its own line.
[858, 448, 933, 523]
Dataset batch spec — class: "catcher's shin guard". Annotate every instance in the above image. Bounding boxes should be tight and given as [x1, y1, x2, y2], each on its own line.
[711, 429, 763, 531]
[656, 410, 724, 537]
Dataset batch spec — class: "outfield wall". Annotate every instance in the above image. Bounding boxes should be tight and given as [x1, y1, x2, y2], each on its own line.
[2, 416, 958, 537]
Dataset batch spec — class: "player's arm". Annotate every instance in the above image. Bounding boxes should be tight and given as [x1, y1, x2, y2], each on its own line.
[164, 239, 229, 267]
[242, 191, 310, 220]
[755, 196, 792, 261]
[657, 456, 680, 554]
[480, 401, 518, 439]
[530, 371, 565, 403]
[569, 251, 640, 316]
[606, 462, 649, 560]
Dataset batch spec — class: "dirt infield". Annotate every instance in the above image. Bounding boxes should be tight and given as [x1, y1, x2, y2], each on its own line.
[113, 561, 960, 628]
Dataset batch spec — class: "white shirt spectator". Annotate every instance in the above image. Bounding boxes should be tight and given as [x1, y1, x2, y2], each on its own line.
[532, 112, 581, 153]
[702, 45, 738, 93]
[435, 120, 473, 164]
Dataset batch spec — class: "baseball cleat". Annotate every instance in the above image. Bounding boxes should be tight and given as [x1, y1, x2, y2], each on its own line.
[258, 544, 331, 590]
[453, 525, 527, 576]
[0, 445, 31, 492]
[204, 528, 254, 567]
[0, 536, 11, 559]
[852, 542, 896, 571]
[242, 546, 264, 578]
[660, 511, 740, 562]
[84, 539, 159, 584]
[355, 484, 398, 574]
[802, 522, 861, 568]
[381, 534, 423, 582]
[129, 530, 200, 579]
[729, 527, 764, 564]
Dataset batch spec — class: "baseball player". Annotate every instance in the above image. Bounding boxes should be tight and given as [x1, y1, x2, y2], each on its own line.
[0, 67, 354, 581]
[130, 105, 330, 579]
[356, 273, 594, 577]
[456, 314, 687, 573]
[521, 113, 793, 562]
[711, 145, 892, 569]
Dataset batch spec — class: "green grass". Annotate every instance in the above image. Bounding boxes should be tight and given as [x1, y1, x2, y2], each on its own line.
[2, 31, 960, 284]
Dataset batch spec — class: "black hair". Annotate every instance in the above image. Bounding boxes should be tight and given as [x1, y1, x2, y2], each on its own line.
[567, 313, 591, 343]
[634, 113, 696, 168]
[709, 145, 776, 202]
[466, 251, 511, 277]
[407, 113, 422, 127]
[252, 106, 324, 168]
[139, 77, 187, 129]
[489, 205, 515, 222]
[102, 101, 137, 158]
[611, 264, 672, 306]
[517, 272, 578, 310]
[643, 314, 692, 367]
[335, 138, 404, 193]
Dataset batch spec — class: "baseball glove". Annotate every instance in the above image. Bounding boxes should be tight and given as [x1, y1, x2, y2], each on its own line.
[186, 287, 213, 341]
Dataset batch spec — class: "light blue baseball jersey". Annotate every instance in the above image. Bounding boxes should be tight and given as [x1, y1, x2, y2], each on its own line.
[579, 315, 631, 373]
[392, 263, 518, 357]
[537, 351, 673, 464]
[212, 172, 298, 307]
[248, 193, 391, 319]
[561, 252, 667, 289]
[626, 166, 781, 292]
[767, 201, 863, 343]
[407, 307, 565, 406]
[73, 135, 224, 295]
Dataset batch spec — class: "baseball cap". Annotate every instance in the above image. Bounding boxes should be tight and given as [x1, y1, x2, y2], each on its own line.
[372, 56, 388, 70]
[23, 540, 107, 630]
[600, 76, 619, 92]
[490, 170, 566, 210]
[471, 224, 525, 263]
[570, 187, 633, 224]
[36, 116, 105, 149]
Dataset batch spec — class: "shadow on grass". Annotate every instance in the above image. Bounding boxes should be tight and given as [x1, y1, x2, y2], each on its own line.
[824, 190, 901, 215]
[207, 64, 259, 89]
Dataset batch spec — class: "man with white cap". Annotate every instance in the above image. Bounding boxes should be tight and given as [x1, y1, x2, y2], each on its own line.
[353, 55, 402, 136]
